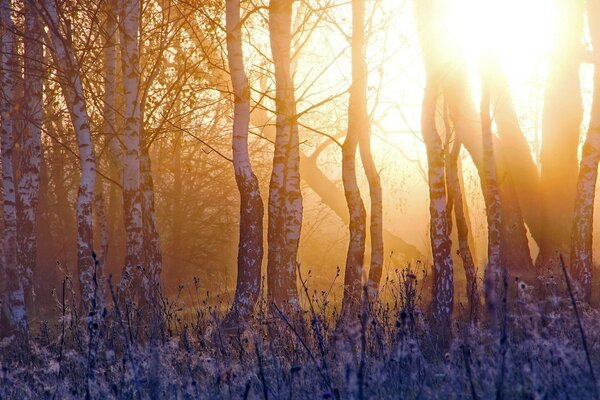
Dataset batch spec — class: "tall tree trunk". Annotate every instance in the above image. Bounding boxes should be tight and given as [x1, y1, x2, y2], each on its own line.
[480, 65, 503, 320]
[140, 144, 162, 305]
[267, 0, 301, 310]
[570, 0, 600, 302]
[252, 107, 422, 263]
[43, 0, 98, 313]
[537, 0, 584, 267]
[118, 0, 144, 298]
[339, 0, 368, 323]
[17, 1, 43, 310]
[414, 0, 454, 346]
[445, 135, 480, 321]
[0, 0, 27, 335]
[421, 82, 454, 345]
[357, 19, 383, 297]
[222, 0, 264, 332]
[100, 0, 119, 271]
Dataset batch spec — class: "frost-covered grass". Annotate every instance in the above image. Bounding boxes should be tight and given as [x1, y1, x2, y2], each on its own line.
[2, 270, 600, 399]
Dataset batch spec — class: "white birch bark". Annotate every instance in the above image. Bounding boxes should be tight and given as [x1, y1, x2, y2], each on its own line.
[118, 0, 144, 297]
[0, 0, 27, 333]
[17, 1, 43, 306]
[222, 0, 264, 331]
[267, 0, 301, 310]
[340, 0, 367, 322]
[421, 83, 454, 341]
[570, 0, 600, 301]
[140, 144, 162, 305]
[43, 0, 97, 312]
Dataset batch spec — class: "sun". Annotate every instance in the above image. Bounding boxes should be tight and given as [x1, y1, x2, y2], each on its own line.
[449, 0, 557, 83]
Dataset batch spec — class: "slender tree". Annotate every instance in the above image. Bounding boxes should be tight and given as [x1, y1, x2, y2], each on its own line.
[118, 0, 145, 299]
[42, 0, 98, 312]
[267, 0, 302, 310]
[480, 60, 503, 319]
[222, 0, 264, 332]
[414, 0, 454, 346]
[445, 133, 480, 320]
[339, 0, 368, 322]
[0, 0, 28, 334]
[17, 1, 43, 308]
[570, 0, 600, 301]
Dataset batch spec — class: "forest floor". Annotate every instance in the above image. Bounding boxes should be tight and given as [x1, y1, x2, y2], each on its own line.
[2, 269, 600, 399]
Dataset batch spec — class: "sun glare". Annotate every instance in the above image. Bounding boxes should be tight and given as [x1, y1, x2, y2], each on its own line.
[450, 0, 557, 83]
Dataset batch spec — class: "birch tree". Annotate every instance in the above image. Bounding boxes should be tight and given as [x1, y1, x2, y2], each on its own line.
[445, 133, 480, 320]
[42, 0, 98, 312]
[480, 61, 503, 319]
[267, 0, 302, 310]
[570, 0, 600, 301]
[339, 0, 368, 322]
[17, 1, 43, 307]
[0, 0, 27, 334]
[118, 0, 145, 299]
[414, 0, 454, 345]
[221, 0, 264, 332]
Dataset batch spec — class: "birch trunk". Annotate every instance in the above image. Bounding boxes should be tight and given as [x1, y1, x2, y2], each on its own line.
[222, 0, 264, 332]
[43, 0, 97, 312]
[140, 145, 162, 305]
[118, 0, 144, 298]
[98, 0, 119, 271]
[0, 0, 27, 334]
[480, 69, 503, 319]
[415, 0, 454, 344]
[421, 83, 454, 343]
[17, 1, 43, 309]
[354, 2, 383, 297]
[570, 0, 600, 301]
[267, 0, 301, 310]
[445, 137, 480, 320]
[339, 0, 368, 322]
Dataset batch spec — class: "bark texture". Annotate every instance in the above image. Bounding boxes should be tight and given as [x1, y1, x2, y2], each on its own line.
[222, 0, 264, 332]
[17, 2, 43, 307]
[570, 0, 600, 301]
[118, 0, 144, 299]
[267, 0, 302, 310]
[340, 0, 368, 322]
[0, 0, 27, 334]
[44, 0, 98, 312]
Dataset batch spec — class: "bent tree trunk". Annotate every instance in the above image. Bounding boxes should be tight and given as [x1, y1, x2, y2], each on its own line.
[0, 0, 27, 334]
[339, 0, 368, 323]
[415, 0, 454, 346]
[44, 0, 97, 313]
[570, 0, 600, 301]
[222, 0, 264, 332]
[267, 0, 302, 310]
[445, 136, 480, 321]
[17, 2, 43, 309]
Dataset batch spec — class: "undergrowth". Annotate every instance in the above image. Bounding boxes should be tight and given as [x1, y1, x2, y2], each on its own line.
[1, 266, 600, 399]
